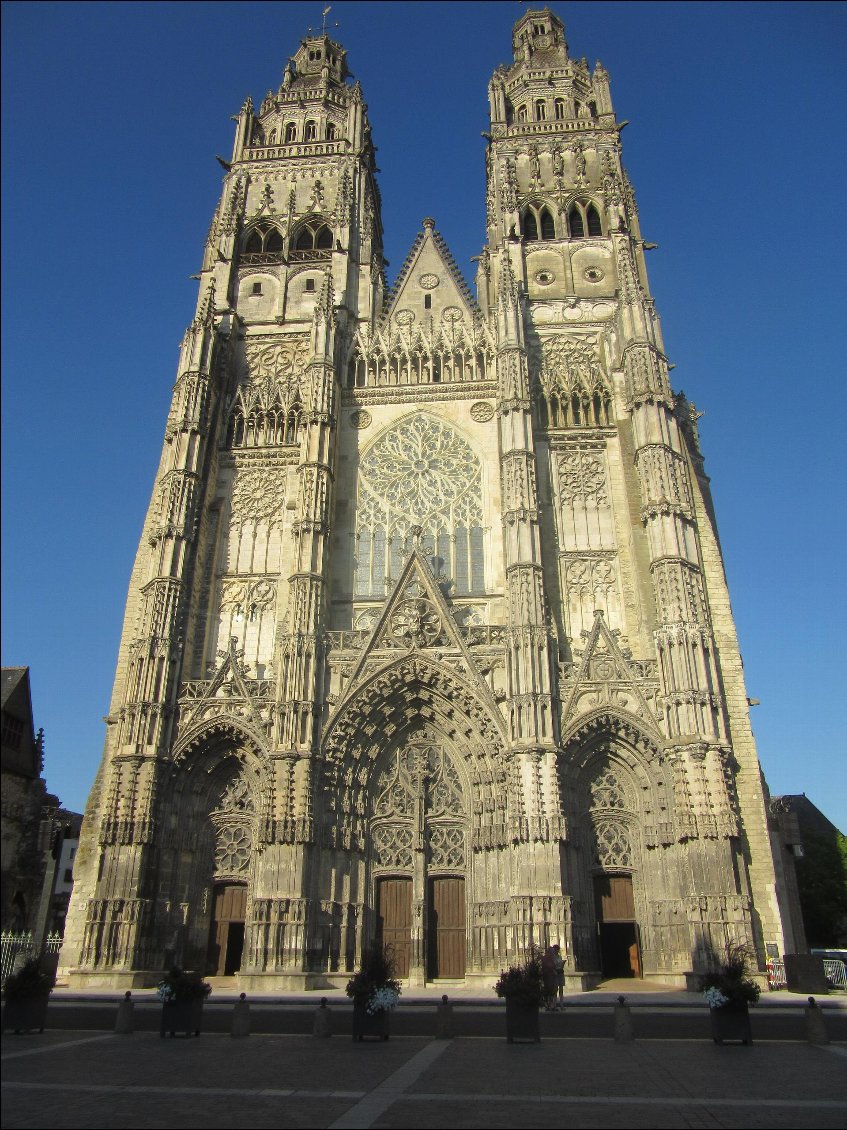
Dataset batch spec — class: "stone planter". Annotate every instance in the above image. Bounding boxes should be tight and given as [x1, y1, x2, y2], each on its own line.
[710, 1003, 752, 1045]
[2, 993, 50, 1034]
[505, 997, 540, 1043]
[352, 1003, 389, 1041]
[160, 998, 204, 1038]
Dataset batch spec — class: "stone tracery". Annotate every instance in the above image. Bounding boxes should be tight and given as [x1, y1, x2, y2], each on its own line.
[355, 414, 485, 596]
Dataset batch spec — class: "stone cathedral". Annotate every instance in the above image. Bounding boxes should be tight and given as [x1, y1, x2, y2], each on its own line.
[62, 10, 792, 989]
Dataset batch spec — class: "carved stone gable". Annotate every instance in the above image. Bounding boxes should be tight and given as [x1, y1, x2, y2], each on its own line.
[561, 610, 659, 728]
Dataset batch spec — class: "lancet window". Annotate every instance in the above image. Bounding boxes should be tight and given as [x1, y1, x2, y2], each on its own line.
[242, 223, 284, 263]
[568, 200, 603, 238]
[522, 202, 556, 241]
[291, 219, 333, 260]
[354, 414, 485, 597]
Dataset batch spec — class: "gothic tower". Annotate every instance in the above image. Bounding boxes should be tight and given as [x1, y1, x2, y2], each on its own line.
[63, 11, 790, 989]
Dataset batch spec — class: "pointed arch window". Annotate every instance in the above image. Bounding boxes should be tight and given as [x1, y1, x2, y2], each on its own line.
[291, 220, 334, 260]
[284, 122, 297, 142]
[522, 202, 556, 242]
[326, 121, 338, 140]
[304, 120, 317, 141]
[568, 200, 604, 239]
[242, 223, 285, 263]
[554, 98, 566, 120]
[535, 99, 547, 121]
[517, 104, 528, 122]
[354, 414, 485, 597]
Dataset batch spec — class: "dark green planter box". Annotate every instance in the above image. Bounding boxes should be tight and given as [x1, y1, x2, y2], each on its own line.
[352, 1003, 389, 1041]
[2, 993, 50, 1034]
[160, 998, 204, 1038]
[710, 1004, 752, 1045]
[505, 997, 540, 1043]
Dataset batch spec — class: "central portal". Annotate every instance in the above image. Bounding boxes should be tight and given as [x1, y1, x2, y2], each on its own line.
[369, 737, 469, 981]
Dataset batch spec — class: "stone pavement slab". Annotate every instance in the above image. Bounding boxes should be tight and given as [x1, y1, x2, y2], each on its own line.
[2, 1031, 845, 1129]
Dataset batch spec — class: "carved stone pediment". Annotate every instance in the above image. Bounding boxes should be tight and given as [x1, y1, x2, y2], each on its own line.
[561, 610, 659, 728]
[176, 637, 273, 749]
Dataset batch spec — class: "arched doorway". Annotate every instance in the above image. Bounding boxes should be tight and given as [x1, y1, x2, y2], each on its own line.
[593, 874, 641, 978]
[161, 730, 264, 976]
[587, 766, 642, 978]
[369, 737, 468, 981]
[208, 882, 248, 976]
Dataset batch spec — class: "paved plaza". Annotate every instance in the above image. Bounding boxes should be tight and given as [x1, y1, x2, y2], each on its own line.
[3, 999, 846, 1130]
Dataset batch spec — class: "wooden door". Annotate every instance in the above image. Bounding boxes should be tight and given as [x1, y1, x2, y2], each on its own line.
[594, 874, 636, 922]
[207, 883, 247, 976]
[376, 878, 412, 977]
[427, 877, 466, 979]
[594, 875, 641, 979]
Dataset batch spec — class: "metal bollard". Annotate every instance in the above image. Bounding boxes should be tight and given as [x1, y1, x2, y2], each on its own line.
[114, 990, 134, 1035]
[313, 996, 332, 1037]
[436, 994, 454, 1039]
[231, 992, 250, 1038]
[805, 996, 829, 1046]
[613, 995, 634, 1042]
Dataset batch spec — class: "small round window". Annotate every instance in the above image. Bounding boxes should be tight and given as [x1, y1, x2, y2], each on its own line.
[535, 270, 555, 286]
[583, 266, 604, 282]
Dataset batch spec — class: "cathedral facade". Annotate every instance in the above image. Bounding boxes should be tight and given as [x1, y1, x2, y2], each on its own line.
[62, 10, 792, 989]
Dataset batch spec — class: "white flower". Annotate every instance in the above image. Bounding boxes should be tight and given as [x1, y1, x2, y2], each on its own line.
[156, 981, 176, 1002]
[367, 987, 400, 1014]
[703, 986, 728, 1008]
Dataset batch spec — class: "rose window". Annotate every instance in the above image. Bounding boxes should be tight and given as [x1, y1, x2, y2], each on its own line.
[215, 824, 252, 875]
[355, 414, 484, 596]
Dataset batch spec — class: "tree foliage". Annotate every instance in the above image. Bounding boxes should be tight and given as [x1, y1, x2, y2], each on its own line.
[796, 831, 847, 946]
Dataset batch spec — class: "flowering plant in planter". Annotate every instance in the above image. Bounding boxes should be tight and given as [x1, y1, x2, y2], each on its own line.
[346, 946, 402, 1014]
[156, 967, 212, 1003]
[701, 942, 761, 1009]
[494, 947, 545, 1007]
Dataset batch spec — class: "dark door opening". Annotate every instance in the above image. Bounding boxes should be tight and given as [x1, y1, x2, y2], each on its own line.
[427, 877, 466, 979]
[376, 877, 412, 977]
[224, 922, 245, 975]
[594, 874, 642, 978]
[207, 883, 247, 976]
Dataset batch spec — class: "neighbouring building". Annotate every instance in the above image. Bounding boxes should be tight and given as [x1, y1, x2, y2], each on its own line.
[62, 9, 792, 989]
[1, 667, 82, 945]
[1, 668, 47, 932]
[770, 795, 846, 950]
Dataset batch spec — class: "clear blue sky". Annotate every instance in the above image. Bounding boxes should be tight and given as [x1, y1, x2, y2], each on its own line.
[2, 1, 845, 829]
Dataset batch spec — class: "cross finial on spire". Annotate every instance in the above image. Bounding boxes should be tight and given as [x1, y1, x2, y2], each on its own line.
[308, 5, 339, 36]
